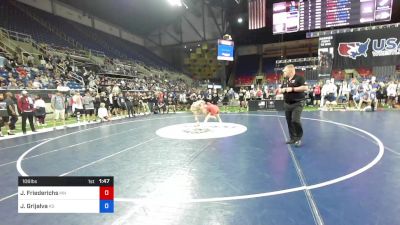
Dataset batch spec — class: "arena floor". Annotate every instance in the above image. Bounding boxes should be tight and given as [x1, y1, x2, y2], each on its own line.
[0, 111, 399, 225]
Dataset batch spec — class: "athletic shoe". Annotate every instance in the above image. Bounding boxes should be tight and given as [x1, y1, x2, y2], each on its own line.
[294, 140, 302, 147]
[285, 139, 296, 144]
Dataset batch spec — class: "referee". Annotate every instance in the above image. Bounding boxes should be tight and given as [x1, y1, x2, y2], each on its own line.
[278, 64, 308, 147]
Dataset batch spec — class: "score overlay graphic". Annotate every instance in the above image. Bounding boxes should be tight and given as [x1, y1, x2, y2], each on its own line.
[18, 177, 114, 213]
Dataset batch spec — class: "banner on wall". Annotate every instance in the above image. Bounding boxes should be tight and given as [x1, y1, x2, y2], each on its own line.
[333, 26, 400, 69]
[318, 35, 334, 77]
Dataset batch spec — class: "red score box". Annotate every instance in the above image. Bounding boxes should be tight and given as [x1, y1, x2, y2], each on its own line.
[99, 186, 114, 200]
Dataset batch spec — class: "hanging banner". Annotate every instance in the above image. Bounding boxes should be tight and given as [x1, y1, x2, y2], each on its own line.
[333, 26, 400, 69]
[318, 35, 334, 77]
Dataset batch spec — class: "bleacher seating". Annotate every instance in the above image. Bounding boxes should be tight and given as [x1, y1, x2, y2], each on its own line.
[235, 76, 254, 86]
[66, 81, 82, 90]
[0, 0, 71, 47]
[1, 0, 175, 71]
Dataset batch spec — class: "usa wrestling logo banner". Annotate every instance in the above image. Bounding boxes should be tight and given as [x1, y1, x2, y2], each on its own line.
[338, 39, 370, 60]
[333, 26, 400, 69]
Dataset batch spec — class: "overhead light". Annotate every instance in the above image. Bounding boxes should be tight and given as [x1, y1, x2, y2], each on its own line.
[237, 17, 243, 23]
[197, 44, 200, 47]
[167, 0, 182, 7]
[184, 45, 187, 48]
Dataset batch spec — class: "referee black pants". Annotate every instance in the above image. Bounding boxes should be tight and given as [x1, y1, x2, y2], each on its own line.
[284, 101, 304, 141]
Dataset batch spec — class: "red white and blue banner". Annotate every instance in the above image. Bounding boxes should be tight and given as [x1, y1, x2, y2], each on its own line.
[333, 26, 400, 69]
[248, 0, 266, 30]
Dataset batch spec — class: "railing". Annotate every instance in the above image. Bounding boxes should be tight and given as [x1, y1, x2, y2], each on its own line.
[46, 45, 105, 62]
[88, 49, 106, 58]
[0, 27, 106, 66]
[0, 27, 33, 43]
[31, 40, 48, 54]
[56, 64, 85, 88]
[47, 45, 88, 58]
[70, 71, 85, 88]
[0, 29, 16, 56]
[0, 27, 48, 59]
[0, 28, 34, 64]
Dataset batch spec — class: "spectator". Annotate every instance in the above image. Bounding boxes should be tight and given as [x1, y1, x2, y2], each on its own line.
[110, 93, 120, 117]
[72, 92, 84, 122]
[125, 92, 134, 118]
[100, 92, 110, 115]
[34, 96, 46, 126]
[313, 83, 322, 106]
[17, 90, 36, 134]
[83, 91, 95, 122]
[0, 93, 8, 137]
[357, 80, 372, 111]
[98, 102, 110, 122]
[4, 92, 17, 135]
[7, 80, 18, 89]
[256, 89, 263, 100]
[158, 100, 167, 114]
[376, 82, 386, 108]
[112, 84, 121, 95]
[387, 80, 397, 108]
[132, 93, 140, 115]
[141, 93, 150, 114]
[41, 75, 49, 88]
[57, 81, 70, 92]
[51, 91, 66, 129]
[348, 78, 359, 108]
[117, 93, 127, 118]
[93, 93, 101, 118]
[338, 80, 350, 104]
[32, 77, 42, 89]
[239, 88, 245, 108]
[211, 92, 219, 105]
[167, 94, 176, 113]
[321, 79, 337, 110]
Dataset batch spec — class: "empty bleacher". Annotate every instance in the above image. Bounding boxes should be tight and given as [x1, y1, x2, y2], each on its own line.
[0, 0, 71, 47]
[1, 0, 175, 71]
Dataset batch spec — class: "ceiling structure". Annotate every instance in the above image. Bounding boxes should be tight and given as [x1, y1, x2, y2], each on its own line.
[59, 0, 185, 35]
[60, 0, 233, 47]
[146, 0, 229, 47]
[60, 0, 400, 48]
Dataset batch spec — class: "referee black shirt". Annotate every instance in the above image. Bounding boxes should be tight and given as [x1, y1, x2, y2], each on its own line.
[281, 74, 306, 104]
